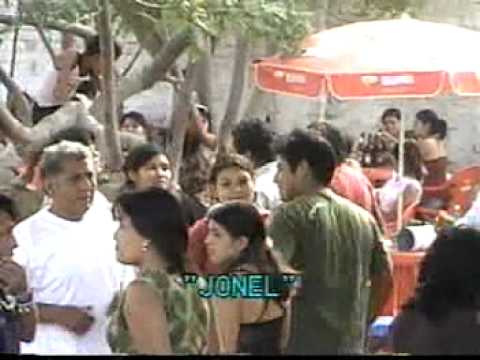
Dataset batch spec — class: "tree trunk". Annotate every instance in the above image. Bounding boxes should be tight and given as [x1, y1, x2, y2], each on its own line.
[0, 65, 31, 124]
[91, 30, 192, 122]
[168, 62, 199, 183]
[9, 0, 22, 79]
[194, 53, 217, 131]
[312, 0, 330, 31]
[217, 36, 251, 153]
[98, 0, 122, 172]
[0, 100, 142, 159]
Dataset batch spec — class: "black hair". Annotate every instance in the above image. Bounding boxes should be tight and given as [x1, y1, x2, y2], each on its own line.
[114, 188, 188, 274]
[0, 194, 18, 220]
[83, 35, 122, 60]
[208, 202, 291, 303]
[123, 143, 168, 188]
[209, 153, 255, 185]
[392, 140, 424, 181]
[232, 118, 276, 167]
[275, 129, 337, 186]
[416, 109, 447, 140]
[120, 111, 148, 130]
[381, 108, 402, 123]
[50, 126, 96, 148]
[75, 80, 98, 100]
[307, 121, 348, 164]
[405, 227, 480, 324]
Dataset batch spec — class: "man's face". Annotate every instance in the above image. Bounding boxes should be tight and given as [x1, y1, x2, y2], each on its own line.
[47, 157, 96, 220]
[382, 116, 400, 138]
[0, 211, 16, 258]
[274, 157, 302, 202]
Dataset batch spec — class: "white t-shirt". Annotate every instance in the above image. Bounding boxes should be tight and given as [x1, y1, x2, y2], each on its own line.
[12, 207, 133, 355]
[254, 161, 282, 211]
[377, 174, 423, 217]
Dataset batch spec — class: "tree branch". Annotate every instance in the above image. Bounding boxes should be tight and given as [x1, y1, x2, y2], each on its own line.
[218, 36, 251, 152]
[121, 46, 143, 77]
[91, 30, 192, 122]
[34, 25, 58, 69]
[168, 61, 200, 183]
[0, 65, 31, 124]
[0, 14, 96, 38]
[110, 0, 164, 56]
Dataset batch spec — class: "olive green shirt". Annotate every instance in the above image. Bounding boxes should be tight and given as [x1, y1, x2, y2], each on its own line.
[268, 188, 389, 355]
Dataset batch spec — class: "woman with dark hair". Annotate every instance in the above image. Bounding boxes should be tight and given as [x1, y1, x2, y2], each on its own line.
[179, 104, 217, 206]
[414, 109, 448, 187]
[122, 144, 206, 225]
[187, 153, 269, 275]
[205, 202, 292, 354]
[377, 139, 424, 227]
[107, 188, 211, 354]
[391, 227, 480, 355]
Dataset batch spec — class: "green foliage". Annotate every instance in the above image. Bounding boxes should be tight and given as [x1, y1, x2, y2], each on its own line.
[327, 0, 417, 27]
[130, 0, 312, 54]
[21, 0, 97, 25]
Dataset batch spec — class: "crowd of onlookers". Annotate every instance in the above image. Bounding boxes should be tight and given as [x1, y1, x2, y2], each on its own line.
[1, 34, 480, 355]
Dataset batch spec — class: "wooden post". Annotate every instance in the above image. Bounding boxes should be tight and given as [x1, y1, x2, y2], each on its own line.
[98, 0, 123, 172]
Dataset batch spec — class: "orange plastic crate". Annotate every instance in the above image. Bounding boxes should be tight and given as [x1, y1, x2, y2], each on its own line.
[380, 251, 425, 316]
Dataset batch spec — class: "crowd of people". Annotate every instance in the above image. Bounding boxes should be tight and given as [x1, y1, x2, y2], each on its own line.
[1, 33, 480, 356]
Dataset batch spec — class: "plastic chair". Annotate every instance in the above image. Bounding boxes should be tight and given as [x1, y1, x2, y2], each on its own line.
[416, 166, 480, 221]
[445, 165, 480, 214]
[363, 167, 394, 188]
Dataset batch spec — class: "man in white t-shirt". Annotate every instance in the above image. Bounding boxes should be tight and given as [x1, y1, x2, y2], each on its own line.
[13, 141, 132, 355]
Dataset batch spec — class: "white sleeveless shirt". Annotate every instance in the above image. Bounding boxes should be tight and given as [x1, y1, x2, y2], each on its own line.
[30, 60, 80, 107]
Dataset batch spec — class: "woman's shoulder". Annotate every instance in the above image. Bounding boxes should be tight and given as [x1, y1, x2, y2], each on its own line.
[417, 138, 442, 161]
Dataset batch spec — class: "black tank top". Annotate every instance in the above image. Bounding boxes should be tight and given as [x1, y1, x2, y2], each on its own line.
[232, 266, 286, 355]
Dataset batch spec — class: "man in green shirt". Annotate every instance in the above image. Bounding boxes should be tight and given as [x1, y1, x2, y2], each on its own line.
[269, 129, 392, 355]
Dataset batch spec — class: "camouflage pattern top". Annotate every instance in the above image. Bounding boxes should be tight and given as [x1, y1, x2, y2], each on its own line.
[107, 270, 211, 355]
[268, 188, 390, 355]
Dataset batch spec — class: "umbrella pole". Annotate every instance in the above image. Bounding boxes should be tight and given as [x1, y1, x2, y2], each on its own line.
[396, 114, 406, 242]
[318, 78, 328, 122]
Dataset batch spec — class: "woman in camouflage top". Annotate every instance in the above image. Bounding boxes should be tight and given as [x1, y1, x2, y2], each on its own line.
[107, 188, 211, 354]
